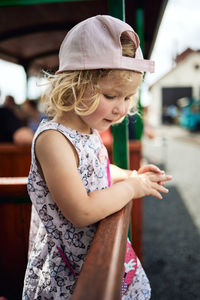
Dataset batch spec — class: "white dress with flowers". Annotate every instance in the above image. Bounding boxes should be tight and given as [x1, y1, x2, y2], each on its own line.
[22, 119, 150, 299]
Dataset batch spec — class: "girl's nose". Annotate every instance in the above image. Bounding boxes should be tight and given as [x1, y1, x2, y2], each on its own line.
[112, 101, 127, 116]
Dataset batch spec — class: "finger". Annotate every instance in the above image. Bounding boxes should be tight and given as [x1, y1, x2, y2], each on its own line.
[138, 164, 163, 174]
[153, 182, 169, 194]
[150, 189, 163, 199]
[151, 174, 172, 183]
[158, 181, 164, 185]
[165, 175, 173, 181]
[158, 175, 172, 183]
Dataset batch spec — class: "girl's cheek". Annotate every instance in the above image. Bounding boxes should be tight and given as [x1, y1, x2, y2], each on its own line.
[124, 103, 130, 115]
[95, 103, 111, 116]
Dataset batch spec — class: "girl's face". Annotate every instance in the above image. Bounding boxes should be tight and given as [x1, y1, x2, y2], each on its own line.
[80, 72, 142, 132]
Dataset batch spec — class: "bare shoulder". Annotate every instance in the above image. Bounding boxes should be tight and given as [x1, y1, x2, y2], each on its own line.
[36, 129, 69, 150]
[35, 129, 78, 168]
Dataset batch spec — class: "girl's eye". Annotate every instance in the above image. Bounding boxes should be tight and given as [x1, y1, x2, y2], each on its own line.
[103, 94, 116, 100]
[125, 94, 134, 101]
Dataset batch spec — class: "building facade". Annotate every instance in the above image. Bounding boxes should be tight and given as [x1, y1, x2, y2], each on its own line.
[148, 49, 200, 127]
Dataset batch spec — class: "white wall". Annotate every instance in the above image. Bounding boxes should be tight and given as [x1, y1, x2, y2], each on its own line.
[148, 52, 200, 127]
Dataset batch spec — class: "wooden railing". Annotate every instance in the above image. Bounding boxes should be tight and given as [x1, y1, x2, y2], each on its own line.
[72, 204, 131, 300]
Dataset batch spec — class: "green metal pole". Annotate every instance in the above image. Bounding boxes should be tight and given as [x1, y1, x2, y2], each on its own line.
[108, 0, 132, 240]
[108, 0, 129, 170]
[108, 0, 125, 21]
[136, 8, 144, 51]
[134, 8, 144, 140]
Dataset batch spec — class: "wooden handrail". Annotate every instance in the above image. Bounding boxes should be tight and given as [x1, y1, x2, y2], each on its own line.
[72, 203, 131, 300]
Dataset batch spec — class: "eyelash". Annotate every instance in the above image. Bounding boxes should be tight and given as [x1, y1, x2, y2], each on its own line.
[103, 94, 131, 101]
[103, 94, 116, 100]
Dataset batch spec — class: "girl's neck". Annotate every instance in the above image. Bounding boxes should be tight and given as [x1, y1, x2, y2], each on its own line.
[52, 111, 92, 134]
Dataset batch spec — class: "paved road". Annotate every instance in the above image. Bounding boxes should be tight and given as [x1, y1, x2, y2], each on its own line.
[141, 125, 200, 300]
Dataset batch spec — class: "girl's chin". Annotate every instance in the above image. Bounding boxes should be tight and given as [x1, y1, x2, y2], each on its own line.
[89, 119, 115, 131]
[95, 124, 111, 132]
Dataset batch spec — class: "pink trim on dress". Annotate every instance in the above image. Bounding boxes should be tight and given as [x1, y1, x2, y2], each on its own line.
[57, 246, 77, 278]
[107, 158, 111, 187]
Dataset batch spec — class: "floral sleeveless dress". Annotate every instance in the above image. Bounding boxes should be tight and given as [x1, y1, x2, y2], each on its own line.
[23, 119, 151, 299]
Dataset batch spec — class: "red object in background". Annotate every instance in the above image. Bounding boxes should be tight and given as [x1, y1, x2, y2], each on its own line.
[99, 128, 113, 146]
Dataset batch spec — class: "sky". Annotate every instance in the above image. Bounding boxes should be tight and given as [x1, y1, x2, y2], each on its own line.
[145, 0, 200, 86]
[0, 0, 200, 105]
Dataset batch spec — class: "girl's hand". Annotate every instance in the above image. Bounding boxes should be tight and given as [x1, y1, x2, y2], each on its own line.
[138, 164, 168, 186]
[138, 164, 164, 175]
[129, 170, 172, 200]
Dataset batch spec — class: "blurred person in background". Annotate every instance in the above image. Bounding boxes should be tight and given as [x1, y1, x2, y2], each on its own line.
[0, 95, 34, 145]
[21, 99, 46, 132]
[3, 94, 25, 120]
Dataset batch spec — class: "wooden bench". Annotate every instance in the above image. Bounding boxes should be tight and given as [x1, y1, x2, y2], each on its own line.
[0, 178, 31, 300]
[0, 143, 31, 177]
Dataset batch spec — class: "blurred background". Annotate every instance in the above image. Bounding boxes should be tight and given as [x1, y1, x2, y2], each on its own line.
[0, 0, 200, 299]
[141, 1, 200, 299]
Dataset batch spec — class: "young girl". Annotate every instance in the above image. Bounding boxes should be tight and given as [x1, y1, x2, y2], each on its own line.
[23, 15, 172, 299]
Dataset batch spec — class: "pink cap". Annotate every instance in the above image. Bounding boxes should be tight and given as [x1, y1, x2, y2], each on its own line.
[56, 15, 155, 74]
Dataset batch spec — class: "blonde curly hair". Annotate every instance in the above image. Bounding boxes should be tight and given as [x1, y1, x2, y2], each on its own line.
[42, 32, 143, 117]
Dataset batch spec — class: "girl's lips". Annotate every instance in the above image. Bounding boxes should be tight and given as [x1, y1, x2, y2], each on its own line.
[104, 119, 113, 123]
[104, 118, 120, 124]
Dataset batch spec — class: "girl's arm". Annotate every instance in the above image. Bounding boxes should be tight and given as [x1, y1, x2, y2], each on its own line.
[109, 164, 130, 183]
[36, 130, 172, 227]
